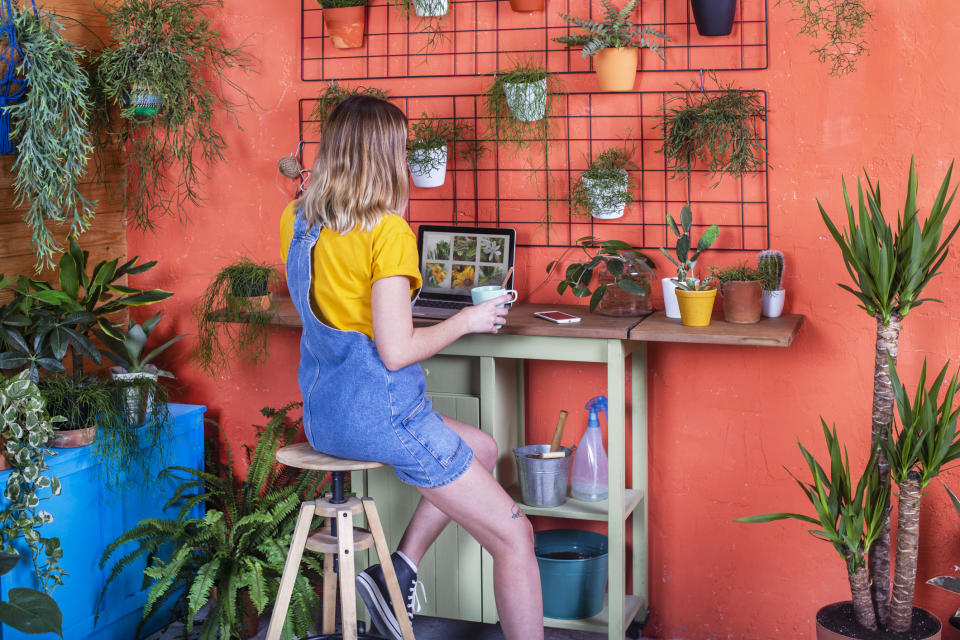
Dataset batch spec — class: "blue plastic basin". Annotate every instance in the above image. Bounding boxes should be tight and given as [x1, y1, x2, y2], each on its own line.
[535, 529, 608, 620]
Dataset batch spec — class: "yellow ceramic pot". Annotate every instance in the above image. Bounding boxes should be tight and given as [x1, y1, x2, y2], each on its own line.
[675, 288, 717, 327]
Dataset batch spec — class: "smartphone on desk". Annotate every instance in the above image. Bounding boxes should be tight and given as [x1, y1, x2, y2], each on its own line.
[533, 310, 581, 324]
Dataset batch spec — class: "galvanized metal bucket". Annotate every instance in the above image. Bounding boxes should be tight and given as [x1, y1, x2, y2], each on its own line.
[513, 444, 573, 508]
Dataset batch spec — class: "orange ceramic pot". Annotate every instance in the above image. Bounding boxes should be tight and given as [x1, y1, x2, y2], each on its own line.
[594, 47, 639, 92]
[323, 5, 366, 49]
[508, 0, 544, 12]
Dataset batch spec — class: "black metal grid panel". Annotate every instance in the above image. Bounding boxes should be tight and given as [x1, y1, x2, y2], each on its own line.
[297, 90, 769, 251]
[301, 0, 768, 81]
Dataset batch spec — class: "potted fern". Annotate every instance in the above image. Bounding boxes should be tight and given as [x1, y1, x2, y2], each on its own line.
[568, 146, 637, 220]
[554, 0, 667, 92]
[757, 249, 785, 317]
[319, 0, 367, 49]
[690, 0, 737, 36]
[658, 204, 719, 319]
[407, 113, 476, 188]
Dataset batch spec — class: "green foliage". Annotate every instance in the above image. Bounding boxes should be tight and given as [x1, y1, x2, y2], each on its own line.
[407, 113, 480, 175]
[567, 146, 637, 219]
[310, 82, 390, 132]
[6, 5, 95, 271]
[92, 0, 254, 232]
[0, 576, 62, 637]
[736, 420, 889, 576]
[194, 259, 280, 377]
[547, 236, 655, 312]
[98, 404, 326, 640]
[819, 158, 959, 324]
[554, 0, 667, 58]
[0, 372, 65, 611]
[757, 249, 784, 291]
[658, 204, 719, 283]
[482, 60, 562, 152]
[779, 0, 871, 76]
[393, 0, 449, 54]
[97, 312, 185, 375]
[38, 375, 113, 431]
[659, 79, 767, 185]
[709, 262, 764, 284]
[319, 0, 365, 7]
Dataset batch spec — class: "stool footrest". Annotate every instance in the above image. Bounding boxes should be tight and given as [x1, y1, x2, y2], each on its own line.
[314, 496, 365, 517]
[306, 525, 374, 554]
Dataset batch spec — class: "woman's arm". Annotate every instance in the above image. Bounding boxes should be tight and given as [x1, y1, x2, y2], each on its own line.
[372, 275, 510, 371]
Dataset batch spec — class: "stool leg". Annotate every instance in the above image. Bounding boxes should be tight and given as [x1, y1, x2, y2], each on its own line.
[362, 497, 416, 640]
[336, 509, 358, 640]
[321, 544, 337, 635]
[266, 501, 315, 640]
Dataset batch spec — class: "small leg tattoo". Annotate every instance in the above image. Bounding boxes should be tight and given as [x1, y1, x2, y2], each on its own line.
[511, 504, 524, 519]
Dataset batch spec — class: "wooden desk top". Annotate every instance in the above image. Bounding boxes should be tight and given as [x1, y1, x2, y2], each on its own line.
[221, 296, 803, 347]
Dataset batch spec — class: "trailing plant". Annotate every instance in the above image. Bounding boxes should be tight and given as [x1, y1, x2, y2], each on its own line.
[6, 3, 95, 270]
[567, 146, 637, 219]
[757, 249, 784, 291]
[393, 0, 448, 54]
[98, 403, 327, 640]
[407, 113, 480, 175]
[92, 0, 255, 232]
[553, 0, 667, 58]
[779, 0, 871, 76]
[658, 204, 719, 285]
[659, 78, 767, 185]
[194, 259, 280, 377]
[97, 312, 185, 376]
[928, 485, 960, 629]
[548, 235, 655, 312]
[820, 157, 959, 626]
[737, 421, 889, 631]
[482, 60, 562, 151]
[708, 263, 764, 284]
[38, 375, 113, 432]
[311, 82, 390, 132]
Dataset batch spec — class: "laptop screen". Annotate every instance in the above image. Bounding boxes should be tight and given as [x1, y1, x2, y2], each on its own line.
[416, 225, 516, 300]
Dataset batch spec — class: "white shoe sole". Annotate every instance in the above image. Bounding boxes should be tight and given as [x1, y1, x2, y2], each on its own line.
[355, 572, 402, 640]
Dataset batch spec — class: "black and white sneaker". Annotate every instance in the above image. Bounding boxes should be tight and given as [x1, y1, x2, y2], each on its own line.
[355, 551, 424, 640]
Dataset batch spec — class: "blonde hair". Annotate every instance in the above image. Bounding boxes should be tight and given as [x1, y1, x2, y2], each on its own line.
[300, 96, 409, 233]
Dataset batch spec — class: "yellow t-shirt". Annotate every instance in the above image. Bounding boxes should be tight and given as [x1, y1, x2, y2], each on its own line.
[279, 201, 422, 338]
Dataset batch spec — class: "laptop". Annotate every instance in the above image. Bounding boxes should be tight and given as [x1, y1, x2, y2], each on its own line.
[412, 225, 517, 319]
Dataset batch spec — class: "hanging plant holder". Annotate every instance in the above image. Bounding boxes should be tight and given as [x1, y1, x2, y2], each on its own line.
[0, 0, 34, 155]
[124, 83, 163, 117]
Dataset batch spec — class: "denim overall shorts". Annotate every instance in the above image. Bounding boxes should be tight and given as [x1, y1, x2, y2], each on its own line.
[286, 211, 474, 488]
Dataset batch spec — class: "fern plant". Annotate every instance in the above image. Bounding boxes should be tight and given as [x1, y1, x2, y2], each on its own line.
[98, 403, 327, 640]
[554, 0, 667, 58]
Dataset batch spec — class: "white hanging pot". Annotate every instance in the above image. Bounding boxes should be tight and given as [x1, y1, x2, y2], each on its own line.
[414, 0, 448, 17]
[503, 78, 547, 122]
[408, 144, 448, 188]
[583, 170, 628, 219]
[762, 289, 786, 318]
[662, 277, 699, 319]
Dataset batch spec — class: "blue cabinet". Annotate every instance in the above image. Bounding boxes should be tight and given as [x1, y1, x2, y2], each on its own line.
[0, 404, 206, 640]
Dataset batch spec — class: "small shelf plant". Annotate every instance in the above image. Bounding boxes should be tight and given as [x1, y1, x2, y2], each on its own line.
[658, 204, 719, 324]
[407, 113, 480, 188]
[554, 0, 668, 92]
[757, 249, 785, 317]
[708, 262, 764, 324]
[311, 82, 390, 133]
[568, 146, 637, 220]
[319, 0, 367, 49]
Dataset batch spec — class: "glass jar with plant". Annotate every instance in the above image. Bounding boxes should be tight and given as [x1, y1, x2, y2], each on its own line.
[554, 0, 667, 92]
[484, 60, 561, 148]
[657, 204, 719, 319]
[709, 262, 764, 324]
[407, 113, 479, 188]
[310, 82, 390, 133]
[568, 146, 637, 220]
[318, 0, 367, 49]
[99, 403, 327, 640]
[658, 78, 767, 186]
[92, 0, 254, 233]
[194, 258, 280, 377]
[757, 249, 785, 318]
[548, 235, 655, 316]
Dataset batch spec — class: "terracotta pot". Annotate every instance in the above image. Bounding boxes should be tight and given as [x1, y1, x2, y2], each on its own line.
[594, 47, 638, 92]
[675, 288, 717, 327]
[691, 0, 736, 36]
[816, 601, 941, 640]
[0, 452, 10, 471]
[323, 5, 366, 49]
[508, 0, 544, 12]
[49, 426, 97, 449]
[721, 280, 762, 324]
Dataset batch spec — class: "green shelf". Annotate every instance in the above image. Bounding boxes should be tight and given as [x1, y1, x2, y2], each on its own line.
[544, 595, 647, 633]
[507, 485, 644, 522]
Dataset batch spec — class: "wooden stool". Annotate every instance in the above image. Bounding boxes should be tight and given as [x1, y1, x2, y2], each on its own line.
[265, 444, 416, 640]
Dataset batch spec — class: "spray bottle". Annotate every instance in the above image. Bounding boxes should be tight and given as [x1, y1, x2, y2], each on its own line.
[570, 395, 608, 501]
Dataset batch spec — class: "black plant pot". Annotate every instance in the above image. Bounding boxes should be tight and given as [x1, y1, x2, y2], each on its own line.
[691, 0, 737, 36]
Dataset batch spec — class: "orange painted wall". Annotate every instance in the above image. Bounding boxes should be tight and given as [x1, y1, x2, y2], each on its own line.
[125, 0, 960, 637]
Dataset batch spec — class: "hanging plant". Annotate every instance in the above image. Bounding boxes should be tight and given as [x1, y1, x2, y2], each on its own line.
[567, 145, 638, 220]
[658, 78, 767, 185]
[407, 112, 480, 188]
[483, 60, 562, 151]
[3, 2, 95, 270]
[780, 0, 871, 76]
[92, 0, 254, 232]
[310, 81, 390, 133]
[393, 0, 449, 54]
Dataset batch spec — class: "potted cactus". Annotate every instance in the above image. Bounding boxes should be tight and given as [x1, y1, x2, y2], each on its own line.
[709, 263, 764, 324]
[758, 249, 785, 317]
[658, 204, 719, 318]
[673, 275, 717, 327]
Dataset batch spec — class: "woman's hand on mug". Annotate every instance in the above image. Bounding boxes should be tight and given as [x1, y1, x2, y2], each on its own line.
[460, 295, 511, 333]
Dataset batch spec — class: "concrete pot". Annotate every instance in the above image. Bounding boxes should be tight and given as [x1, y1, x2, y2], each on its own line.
[583, 170, 628, 219]
[594, 47, 638, 91]
[762, 289, 785, 318]
[323, 5, 366, 49]
[408, 144, 448, 188]
[111, 369, 158, 426]
[721, 280, 762, 324]
[414, 0, 448, 16]
[504, 78, 547, 122]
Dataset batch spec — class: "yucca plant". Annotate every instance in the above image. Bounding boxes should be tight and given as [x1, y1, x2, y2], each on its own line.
[554, 0, 667, 58]
[820, 157, 959, 625]
[98, 403, 326, 640]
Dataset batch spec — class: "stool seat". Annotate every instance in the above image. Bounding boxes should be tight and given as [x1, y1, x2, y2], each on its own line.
[276, 443, 384, 471]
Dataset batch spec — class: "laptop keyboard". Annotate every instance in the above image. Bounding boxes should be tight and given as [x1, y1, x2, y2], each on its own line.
[416, 299, 469, 309]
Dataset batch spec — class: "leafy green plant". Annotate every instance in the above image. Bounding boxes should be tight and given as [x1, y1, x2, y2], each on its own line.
[928, 485, 960, 629]
[318, 0, 365, 6]
[708, 263, 764, 284]
[658, 204, 719, 287]
[407, 113, 480, 175]
[779, 0, 871, 76]
[757, 249, 784, 291]
[736, 421, 889, 631]
[659, 79, 767, 185]
[819, 158, 959, 626]
[483, 60, 561, 151]
[554, 0, 667, 58]
[6, 5, 95, 271]
[393, 0, 449, 54]
[92, 0, 254, 232]
[567, 146, 637, 219]
[194, 259, 280, 377]
[97, 313, 185, 376]
[310, 82, 390, 132]
[98, 403, 326, 640]
[547, 236, 655, 312]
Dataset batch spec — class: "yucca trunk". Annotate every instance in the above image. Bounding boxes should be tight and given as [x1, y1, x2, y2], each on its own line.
[847, 554, 878, 630]
[889, 471, 922, 632]
[868, 312, 901, 625]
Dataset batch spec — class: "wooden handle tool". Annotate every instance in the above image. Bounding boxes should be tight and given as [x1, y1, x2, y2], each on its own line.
[549, 410, 569, 453]
[503, 265, 515, 288]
